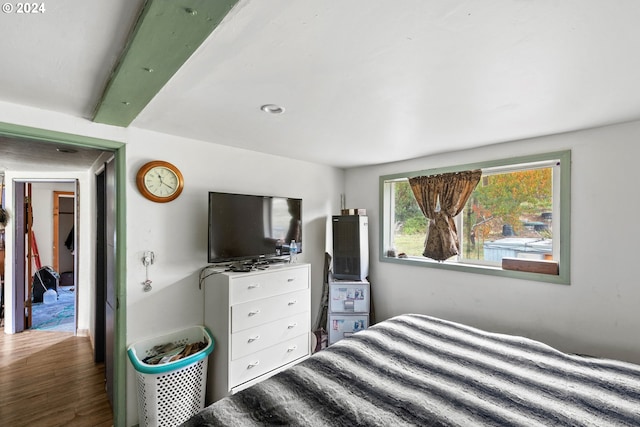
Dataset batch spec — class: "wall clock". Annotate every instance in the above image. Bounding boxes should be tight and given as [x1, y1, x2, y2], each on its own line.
[136, 160, 184, 203]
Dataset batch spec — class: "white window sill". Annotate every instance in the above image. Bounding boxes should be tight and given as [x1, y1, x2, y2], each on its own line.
[381, 254, 568, 285]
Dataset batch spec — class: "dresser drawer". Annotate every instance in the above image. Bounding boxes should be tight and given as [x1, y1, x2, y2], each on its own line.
[230, 266, 309, 305]
[231, 312, 310, 360]
[232, 289, 310, 333]
[230, 333, 309, 388]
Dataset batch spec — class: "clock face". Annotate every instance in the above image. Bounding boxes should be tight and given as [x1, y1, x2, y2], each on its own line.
[136, 161, 184, 202]
[144, 166, 179, 197]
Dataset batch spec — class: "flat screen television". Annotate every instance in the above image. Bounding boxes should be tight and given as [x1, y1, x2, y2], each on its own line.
[208, 191, 302, 263]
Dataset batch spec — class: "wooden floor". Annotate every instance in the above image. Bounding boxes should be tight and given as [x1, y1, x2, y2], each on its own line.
[0, 329, 113, 426]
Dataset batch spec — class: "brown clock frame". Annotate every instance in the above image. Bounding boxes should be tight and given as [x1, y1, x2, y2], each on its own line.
[136, 160, 184, 203]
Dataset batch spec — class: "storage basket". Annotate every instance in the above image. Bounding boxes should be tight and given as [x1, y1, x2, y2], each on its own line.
[127, 325, 215, 427]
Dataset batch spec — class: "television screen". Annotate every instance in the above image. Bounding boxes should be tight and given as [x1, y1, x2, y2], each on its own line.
[208, 192, 302, 263]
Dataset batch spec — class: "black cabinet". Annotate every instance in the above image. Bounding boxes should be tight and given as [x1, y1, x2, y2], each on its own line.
[332, 215, 369, 281]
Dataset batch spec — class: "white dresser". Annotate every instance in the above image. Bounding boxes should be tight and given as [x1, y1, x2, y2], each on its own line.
[204, 263, 311, 403]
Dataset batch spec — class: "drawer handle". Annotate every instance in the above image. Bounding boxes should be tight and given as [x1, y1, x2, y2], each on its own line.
[287, 278, 295, 282]
[247, 335, 260, 343]
[287, 345, 298, 352]
[248, 283, 261, 289]
[247, 361, 260, 369]
[248, 310, 260, 317]
[288, 300, 297, 306]
[287, 323, 298, 329]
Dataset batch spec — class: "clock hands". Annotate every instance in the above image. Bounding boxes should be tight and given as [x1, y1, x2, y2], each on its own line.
[156, 172, 176, 191]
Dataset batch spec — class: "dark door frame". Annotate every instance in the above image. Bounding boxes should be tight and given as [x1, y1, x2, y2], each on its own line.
[13, 182, 25, 332]
[95, 167, 106, 363]
[0, 121, 127, 427]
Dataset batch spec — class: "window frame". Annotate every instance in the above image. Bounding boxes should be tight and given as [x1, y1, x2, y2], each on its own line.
[379, 150, 571, 285]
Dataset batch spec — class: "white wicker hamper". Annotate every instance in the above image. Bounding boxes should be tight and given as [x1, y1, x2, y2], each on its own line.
[127, 325, 215, 427]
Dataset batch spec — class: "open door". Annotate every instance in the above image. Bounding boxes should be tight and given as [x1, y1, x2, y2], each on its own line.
[25, 183, 34, 328]
[105, 157, 116, 406]
[12, 182, 26, 332]
[95, 167, 106, 363]
[13, 182, 51, 331]
[96, 156, 116, 406]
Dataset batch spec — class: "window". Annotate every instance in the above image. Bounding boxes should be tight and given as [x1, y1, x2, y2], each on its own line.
[380, 151, 570, 284]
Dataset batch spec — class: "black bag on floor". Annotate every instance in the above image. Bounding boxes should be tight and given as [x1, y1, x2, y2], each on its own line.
[32, 266, 59, 303]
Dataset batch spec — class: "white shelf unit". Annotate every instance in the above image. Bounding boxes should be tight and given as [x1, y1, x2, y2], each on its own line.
[203, 263, 311, 404]
[327, 274, 370, 345]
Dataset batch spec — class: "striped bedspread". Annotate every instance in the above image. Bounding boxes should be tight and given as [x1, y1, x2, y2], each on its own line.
[183, 314, 640, 426]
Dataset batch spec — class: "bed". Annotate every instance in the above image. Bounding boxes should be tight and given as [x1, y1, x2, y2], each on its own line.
[182, 314, 640, 426]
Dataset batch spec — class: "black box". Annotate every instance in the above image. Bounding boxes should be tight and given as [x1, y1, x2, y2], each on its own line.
[332, 215, 369, 280]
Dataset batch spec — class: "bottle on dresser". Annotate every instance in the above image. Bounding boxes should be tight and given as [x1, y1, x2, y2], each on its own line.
[289, 240, 297, 263]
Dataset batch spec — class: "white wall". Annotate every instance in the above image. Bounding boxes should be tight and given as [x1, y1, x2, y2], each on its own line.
[344, 120, 640, 365]
[123, 128, 344, 424]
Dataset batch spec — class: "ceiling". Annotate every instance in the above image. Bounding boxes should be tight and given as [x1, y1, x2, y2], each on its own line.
[0, 136, 109, 172]
[2, 0, 640, 169]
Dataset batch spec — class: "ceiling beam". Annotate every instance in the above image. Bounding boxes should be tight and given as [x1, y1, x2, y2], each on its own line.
[93, 0, 238, 127]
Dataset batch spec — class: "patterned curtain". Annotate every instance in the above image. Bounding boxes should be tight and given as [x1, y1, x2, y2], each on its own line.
[409, 170, 482, 261]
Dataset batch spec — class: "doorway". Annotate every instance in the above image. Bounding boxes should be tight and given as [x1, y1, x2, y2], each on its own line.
[18, 182, 77, 333]
[0, 123, 127, 425]
[53, 191, 75, 285]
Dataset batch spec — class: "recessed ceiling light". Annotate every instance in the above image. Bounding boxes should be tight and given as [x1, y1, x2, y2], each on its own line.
[56, 147, 78, 154]
[260, 104, 285, 114]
